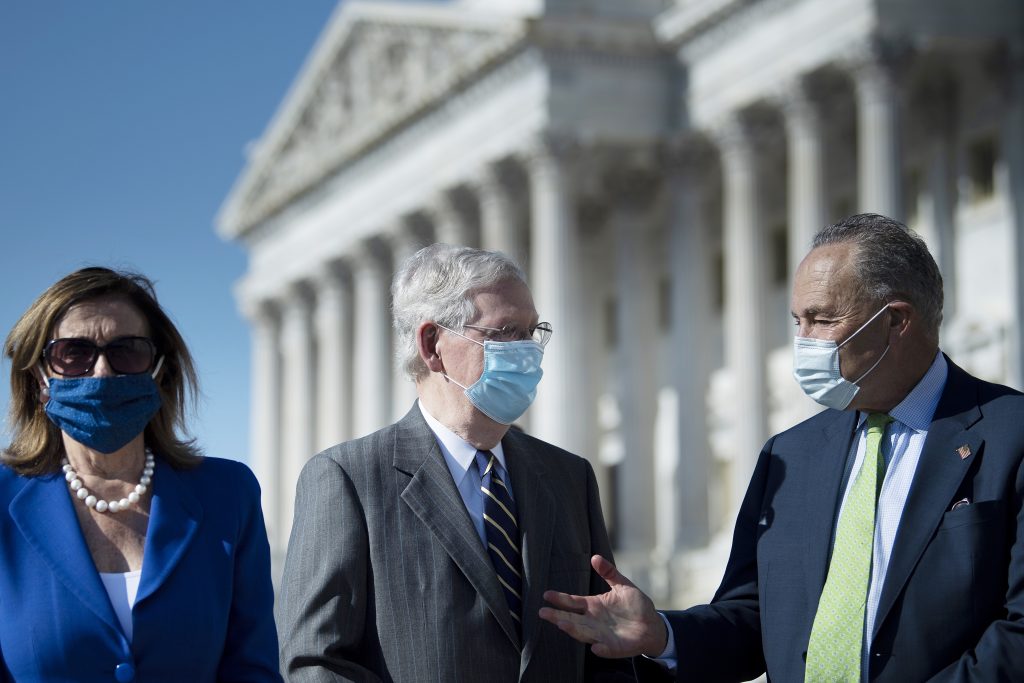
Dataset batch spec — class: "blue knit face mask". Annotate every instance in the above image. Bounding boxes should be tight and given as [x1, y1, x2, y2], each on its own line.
[40, 358, 164, 454]
[437, 326, 544, 425]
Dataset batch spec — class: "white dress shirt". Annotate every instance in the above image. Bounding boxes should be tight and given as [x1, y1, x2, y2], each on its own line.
[418, 401, 515, 547]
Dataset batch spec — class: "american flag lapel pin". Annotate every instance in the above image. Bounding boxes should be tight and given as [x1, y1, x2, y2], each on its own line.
[956, 444, 971, 460]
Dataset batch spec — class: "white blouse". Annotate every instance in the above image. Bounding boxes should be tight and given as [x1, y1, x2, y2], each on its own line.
[98, 570, 141, 642]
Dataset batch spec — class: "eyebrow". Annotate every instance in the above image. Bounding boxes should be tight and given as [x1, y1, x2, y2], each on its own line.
[792, 306, 832, 319]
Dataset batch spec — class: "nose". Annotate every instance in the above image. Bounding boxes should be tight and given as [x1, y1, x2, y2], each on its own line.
[90, 351, 115, 378]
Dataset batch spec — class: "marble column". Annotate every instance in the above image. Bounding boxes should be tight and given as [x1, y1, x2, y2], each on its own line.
[921, 74, 958, 325]
[478, 160, 528, 270]
[527, 134, 585, 454]
[663, 139, 712, 553]
[717, 118, 769, 509]
[432, 189, 477, 247]
[390, 223, 431, 420]
[607, 161, 660, 556]
[352, 240, 393, 437]
[852, 40, 907, 218]
[314, 261, 353, 451]
[244, 298, 283, 553]
[782, 79, 827, 279]
[1004, 45, 1024, 387]
[279, 282, 316, 538]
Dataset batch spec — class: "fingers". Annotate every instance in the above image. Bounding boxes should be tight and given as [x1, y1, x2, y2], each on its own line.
[541, 590, 589, 614]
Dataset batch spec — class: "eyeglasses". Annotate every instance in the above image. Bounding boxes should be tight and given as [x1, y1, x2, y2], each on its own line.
[462, 322, 553, 348]
[43, 337, 157, 377]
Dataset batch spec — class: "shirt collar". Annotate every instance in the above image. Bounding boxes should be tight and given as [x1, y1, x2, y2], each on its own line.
[857, 350, 947, 432]
[417, 401, 507, 483]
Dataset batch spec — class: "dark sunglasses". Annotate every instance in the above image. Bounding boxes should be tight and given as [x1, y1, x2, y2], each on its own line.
[43, 337, 157, 377]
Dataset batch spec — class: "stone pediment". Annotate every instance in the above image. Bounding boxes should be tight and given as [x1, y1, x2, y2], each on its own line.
[219, 1, 528, 238]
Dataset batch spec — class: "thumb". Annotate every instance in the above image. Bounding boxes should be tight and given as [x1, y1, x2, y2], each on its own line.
[591, 555, 634, 589]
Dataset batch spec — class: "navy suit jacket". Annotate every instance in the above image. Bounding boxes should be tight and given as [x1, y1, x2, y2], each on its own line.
[0, 456, 282, 682]
[665, 358, 1024, 682]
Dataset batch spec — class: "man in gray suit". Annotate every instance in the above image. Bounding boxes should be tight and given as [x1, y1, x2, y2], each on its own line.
[277, 244, 635, 682]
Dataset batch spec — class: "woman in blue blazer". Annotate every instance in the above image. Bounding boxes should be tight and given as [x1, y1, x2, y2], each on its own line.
[0, 267, 281, 682]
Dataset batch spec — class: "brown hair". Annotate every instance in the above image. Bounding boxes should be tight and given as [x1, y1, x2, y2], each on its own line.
[4, 267, 203, 475]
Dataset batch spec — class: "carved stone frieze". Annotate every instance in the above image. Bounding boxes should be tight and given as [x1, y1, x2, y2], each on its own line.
[224, 10, 528, 237]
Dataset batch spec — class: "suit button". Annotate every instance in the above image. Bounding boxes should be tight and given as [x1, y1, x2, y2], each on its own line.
[114, 662, 135, 682]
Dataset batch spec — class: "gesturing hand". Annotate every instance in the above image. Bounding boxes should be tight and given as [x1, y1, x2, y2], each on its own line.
[538, 554, 668, 659]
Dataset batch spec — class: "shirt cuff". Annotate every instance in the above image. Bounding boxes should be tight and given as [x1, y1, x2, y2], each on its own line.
[642, 612, 678, 671]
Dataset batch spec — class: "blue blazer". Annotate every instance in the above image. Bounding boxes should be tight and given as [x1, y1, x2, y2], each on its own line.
[0, 456, 282, 683]
[665, 358, 1024, 682]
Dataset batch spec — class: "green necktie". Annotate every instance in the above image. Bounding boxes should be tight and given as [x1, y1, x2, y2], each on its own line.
[805, 413, 893, 682]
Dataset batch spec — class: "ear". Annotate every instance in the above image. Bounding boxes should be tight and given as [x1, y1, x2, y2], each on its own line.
[886, 301, 914, 341]
[35, 366, 50, 403]
[416, 322, 446, 374]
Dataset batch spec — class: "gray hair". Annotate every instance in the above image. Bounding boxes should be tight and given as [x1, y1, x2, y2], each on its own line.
[391, 243, 527, 381]
[812, 213, 943, 341]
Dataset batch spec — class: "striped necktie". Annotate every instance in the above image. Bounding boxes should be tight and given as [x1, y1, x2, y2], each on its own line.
[805, 412, 894, 682]
[476, 450, 523, 636]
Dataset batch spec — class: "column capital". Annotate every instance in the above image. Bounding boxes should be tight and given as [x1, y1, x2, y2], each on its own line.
[662, 133, 716, 183]
[282, 280, 316, 312]
[524, 129, 580, 169]
[709, 112, 763, 166]
[911, 66, 957, 136]
[474, 157, 522, 199]
[311, 258, 351, 294]
[599, 145, 663, 211]
[844, 33, 913, 99]
[774, 73, 831, 131]
[351, 236, 393, 273]
[984, 39, 1024, 104]
[240, 295, 280, 326]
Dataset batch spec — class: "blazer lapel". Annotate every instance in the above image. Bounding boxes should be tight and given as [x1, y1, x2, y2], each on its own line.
[136, 458, 203, 605]
[503, 433, 555, 674]
[872, 362, 981, 636]
[10, 473, 121, 634]
[394, 408, 520, 648]
[802, 409, 859, 623]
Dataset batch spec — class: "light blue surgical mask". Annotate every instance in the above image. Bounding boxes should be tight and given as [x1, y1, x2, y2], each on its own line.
[792, 303, 891, 410]
[437, 326, 544, 425]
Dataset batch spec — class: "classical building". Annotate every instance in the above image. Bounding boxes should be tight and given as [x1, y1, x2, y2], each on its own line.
[218, 0, 1024, 605]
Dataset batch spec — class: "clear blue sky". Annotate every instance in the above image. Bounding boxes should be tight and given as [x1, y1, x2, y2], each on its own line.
[1, 2, 339, 463]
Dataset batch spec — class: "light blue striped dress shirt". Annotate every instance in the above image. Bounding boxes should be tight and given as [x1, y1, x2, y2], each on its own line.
[418, 401, 515, 547]
[838, 350, 947, 678]
[654, 351, 949, 676]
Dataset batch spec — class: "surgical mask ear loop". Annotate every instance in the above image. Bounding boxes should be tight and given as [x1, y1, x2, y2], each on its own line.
[435, 324, 482, 389]
[839, 303, 892, 385]
[836, 303, 891, 350]
[151, 356, 165, 380]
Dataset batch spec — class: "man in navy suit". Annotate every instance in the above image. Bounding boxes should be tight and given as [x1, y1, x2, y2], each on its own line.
[540, 213, 1024, 681]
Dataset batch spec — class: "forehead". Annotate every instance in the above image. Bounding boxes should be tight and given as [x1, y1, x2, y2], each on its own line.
[469, 278, 537, 323]
[53, 296, 149, 340]
[791, 243, 860, 314]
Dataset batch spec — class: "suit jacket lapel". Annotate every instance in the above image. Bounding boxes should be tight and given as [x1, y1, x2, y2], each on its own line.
[136, 457, 203, 605]
[802, 409, 858, 625]
[394, 407, 520, 648]
[503, 432, 555, 673]
[10, 473, 122, 633]
[872, 361, 981, 636]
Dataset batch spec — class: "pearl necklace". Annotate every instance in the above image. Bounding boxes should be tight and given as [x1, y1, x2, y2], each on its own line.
[61, 450, 154, 513]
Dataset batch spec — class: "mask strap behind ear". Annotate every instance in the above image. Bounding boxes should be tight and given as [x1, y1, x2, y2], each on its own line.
[151, 356, 165, 380]
[36, 363, 50, 390]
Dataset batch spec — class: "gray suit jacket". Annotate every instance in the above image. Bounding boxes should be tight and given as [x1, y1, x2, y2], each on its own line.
[277, 405, 630, 682]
